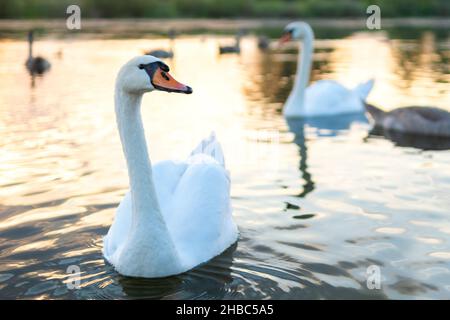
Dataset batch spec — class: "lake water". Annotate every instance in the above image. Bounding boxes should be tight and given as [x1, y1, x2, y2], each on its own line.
[0, 23, 449, 299]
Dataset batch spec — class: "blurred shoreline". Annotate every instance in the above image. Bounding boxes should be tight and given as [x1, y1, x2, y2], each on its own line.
[0, 18, 449, 38]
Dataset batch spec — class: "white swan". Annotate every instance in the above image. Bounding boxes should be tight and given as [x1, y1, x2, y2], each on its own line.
[279, 21, 374, 118]
[103, 56, 238, 278]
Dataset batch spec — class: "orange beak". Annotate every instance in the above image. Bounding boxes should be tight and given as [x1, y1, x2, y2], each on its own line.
[152, 67, 192, 94]
[278, 32, 292, 47]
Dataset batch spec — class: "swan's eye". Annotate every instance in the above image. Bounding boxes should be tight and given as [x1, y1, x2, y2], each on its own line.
[161, 71, 170, 81]
[138, 64, 145, 69]
[159, 63, 170, 72]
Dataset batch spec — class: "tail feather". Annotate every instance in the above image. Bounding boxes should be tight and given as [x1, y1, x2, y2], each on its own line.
[190, 131, 225, 166]
[354, 79, 375, 101]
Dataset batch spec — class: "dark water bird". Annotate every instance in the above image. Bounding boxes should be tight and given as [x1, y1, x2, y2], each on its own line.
[368, 126, 450, 151]
[145, 49, 173, 59]
[145, 29, 176, 59]
[366, 104, 450, 138]
[257, 36, 270, 50]
[25, 31, 51, 74]
[219, 31, 244, 55]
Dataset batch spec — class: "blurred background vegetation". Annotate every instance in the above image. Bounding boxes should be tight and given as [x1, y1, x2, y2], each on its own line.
[0, 0, 449, 19]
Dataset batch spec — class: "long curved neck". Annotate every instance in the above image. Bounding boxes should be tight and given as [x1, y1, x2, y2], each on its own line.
[113, 87, 182, 275]
[114, 90, 167, 232]
[292, 30, 314, 110]
[28, 38, 33, 59]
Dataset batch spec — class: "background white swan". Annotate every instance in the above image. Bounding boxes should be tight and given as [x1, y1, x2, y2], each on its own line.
[103, 56, 238, 278]
[279, 21, 374, 118]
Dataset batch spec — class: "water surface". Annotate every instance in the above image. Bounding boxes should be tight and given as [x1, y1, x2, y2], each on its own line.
[0, 24, 449, 299]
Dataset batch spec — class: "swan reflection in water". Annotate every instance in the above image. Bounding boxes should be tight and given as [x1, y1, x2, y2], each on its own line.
[116, 243, 237, 299]
[286, 113, 369, 198]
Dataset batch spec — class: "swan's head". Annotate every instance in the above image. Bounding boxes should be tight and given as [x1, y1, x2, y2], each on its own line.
[116, 55, 192, 95]
[279, 21, 314, 44]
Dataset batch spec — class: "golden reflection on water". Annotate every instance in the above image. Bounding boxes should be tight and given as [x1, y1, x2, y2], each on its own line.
[0, 28, 449, 299]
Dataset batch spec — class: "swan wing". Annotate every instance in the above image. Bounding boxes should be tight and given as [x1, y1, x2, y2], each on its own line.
[353, 79, 374, 101]
[166, 133, 237, 268]
[189, 131, 225, 166]
[304, 80, 367, 116]
[104, 133, 237, 270]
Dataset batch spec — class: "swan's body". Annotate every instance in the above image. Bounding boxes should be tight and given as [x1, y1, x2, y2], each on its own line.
[25, 31, 50, 74]
[145, 49, 173, 59]
[366, 104, 450, 137]
[145, 29, 176, 59]
[219, 33, 242, 54]
[103, 56, 238, 278]
[257, 36, 270, 50]
[280, 22, 374, 118]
